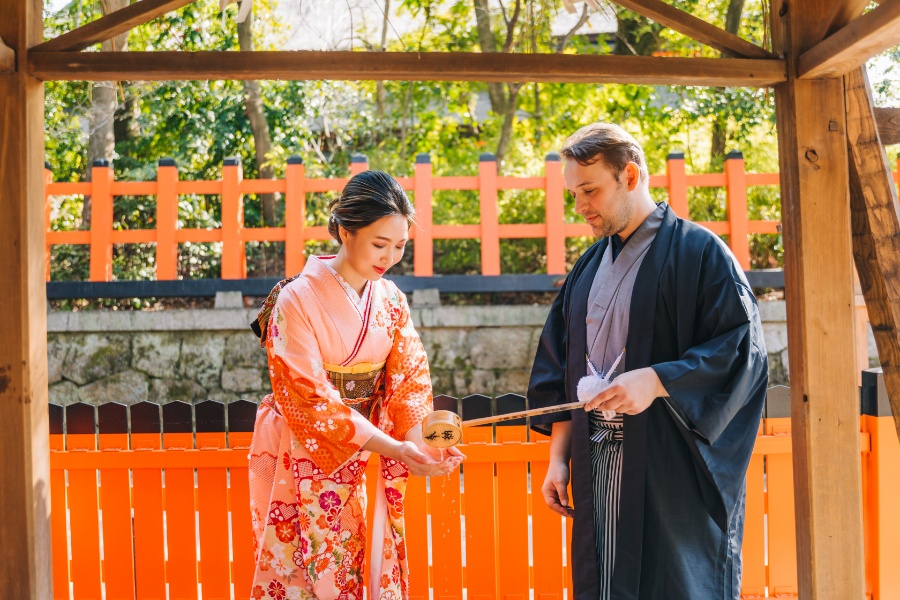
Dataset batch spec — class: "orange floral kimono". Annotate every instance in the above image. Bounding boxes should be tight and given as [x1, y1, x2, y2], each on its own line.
[248, 256, 432, 600]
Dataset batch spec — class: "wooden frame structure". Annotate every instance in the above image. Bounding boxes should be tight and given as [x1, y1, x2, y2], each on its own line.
[3, 0, 900, 597]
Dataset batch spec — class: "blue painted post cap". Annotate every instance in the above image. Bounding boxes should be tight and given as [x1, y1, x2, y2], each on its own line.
[726, 150, 744, 160]
[158, 158, 177, 167]
[223, 157, 241, 166]
[44, 161, 52, 170]
[666, 152, 685, 160]
[287, 156, 303, 165]
[92, 158, 109, 167]
[479, 153, 497, 162]
[416, 153, 431, 164]
[350, 154, 368, 163]
[545, 152, 561, 162]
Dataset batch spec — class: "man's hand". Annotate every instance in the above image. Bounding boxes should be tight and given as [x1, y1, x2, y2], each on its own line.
[583, 367, 668, 415]
[542, 459, 574, 518]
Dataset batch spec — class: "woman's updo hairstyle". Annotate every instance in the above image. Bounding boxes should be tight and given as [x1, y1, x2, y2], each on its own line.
[327, 170, 415, 245]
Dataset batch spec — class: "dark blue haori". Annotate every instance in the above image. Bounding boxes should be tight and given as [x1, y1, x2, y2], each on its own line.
[528, 203, 769, 600]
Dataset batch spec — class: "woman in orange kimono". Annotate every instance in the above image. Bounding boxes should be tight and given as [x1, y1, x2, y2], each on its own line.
[248, 170, 463, 600]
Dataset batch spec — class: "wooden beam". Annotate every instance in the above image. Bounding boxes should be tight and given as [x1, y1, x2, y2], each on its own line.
[798, 0, 900, 79]
[0, 36, 13, 73]
[27, 50, 787, 86]
[826, 0, 870, 36]
[845, 67, 900, 442]
[612, 0, 776, 59]
[31, 0, 195, 53]
[0, 0, 52, 598]
[774, 0, 867, 596]
[875, 107, 900, 145]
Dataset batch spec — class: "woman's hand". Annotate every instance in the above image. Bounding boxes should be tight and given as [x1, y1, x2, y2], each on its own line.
[396, 441, 458, 478]
[406, 425, 466, 478]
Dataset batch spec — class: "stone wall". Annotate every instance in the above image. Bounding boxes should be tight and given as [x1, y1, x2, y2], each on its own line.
[47, 300, 878, 407]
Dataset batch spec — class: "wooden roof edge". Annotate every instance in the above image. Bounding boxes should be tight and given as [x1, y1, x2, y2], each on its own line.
[31, 0, 196, 53]
[27, 50, 787, 87]
[612, 0, 777, 60]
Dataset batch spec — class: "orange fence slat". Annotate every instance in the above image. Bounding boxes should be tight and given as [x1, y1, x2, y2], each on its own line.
[164, 431, 199, 600]
[229, 440, 255, 600]
[110, 181, 157, 195]
[242, 227, 287, 242]
[49, 436, 69, 600]
[240, 179, 287, 194]
[496, 176, 544, 190]
[156, 162, 179, 280]
[863, 415, 900, 599]
[565, 499, 574, 597]
[686, 173, 727, 187]
[304, 177, 350, 193]
[47, 181, 92, 195]
[497, 224, 546, 239]
[530, 455, 565, 597]
[178, 180, 223, 195]
[284, 159, 306, 276]
[695, 221, 729, 235]
[196, 431, 231, 600]
[98, 431, 136, 600]
[47, 230, 91, 245]
[742, 453, 766, 597]
[478, 156, 501, 276]
[563, 223, 593, 237]
[432, 176, 479, 191]
[110, 229, 157, 244]
[725, 154, 750, 270]
[89, 163, 114, 281]
[544, 155, 566, 275]
[221, 161, 246, 279]
[765, 418, 798, 598]
[429, 470, 463, 599]
[460, 431, 497, 598]
[131, 435, 167, 600]
[745, 173, 781, 185]
[404, 467, 430, 600]
[748, 220, 781, 234]
[431, 224, 482, 239]
[174, 228, 223, 243]
[414, 156, 434, 277]
[67, 432, 103, 600]
[45, 167, 53, 281]
[666, 154, 689, 218]
[495, 427, 529, 598]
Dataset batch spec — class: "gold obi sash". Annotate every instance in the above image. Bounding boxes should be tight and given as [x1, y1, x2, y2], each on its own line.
[323, 361, 385, 421]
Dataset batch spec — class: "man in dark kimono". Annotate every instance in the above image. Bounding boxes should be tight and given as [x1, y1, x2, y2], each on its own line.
[528, 123, 768, 600]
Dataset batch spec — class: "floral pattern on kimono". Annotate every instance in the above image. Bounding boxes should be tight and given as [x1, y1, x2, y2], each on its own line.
[248, 256, 432, 600]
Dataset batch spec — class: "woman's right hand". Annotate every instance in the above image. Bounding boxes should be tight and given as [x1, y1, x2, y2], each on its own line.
[396, 441, 457, 478]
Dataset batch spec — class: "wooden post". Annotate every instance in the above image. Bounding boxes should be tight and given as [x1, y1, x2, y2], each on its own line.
[773, 0, 867, 591]
[478, 153, 501, 276]
[284, 156, 306, 277]
[666, 152, 689, 218]
[0, 0, 54, 595]
[155, 158, 178, 280]
[413, 153, 433, 277]
[845, 66, 900, 441]
[221, 157, 245, 279]
[89, 158, 114, 281]
[724, 150, 751, 270]
[544, 152, 566, 275]
[349, 153, 368, 176]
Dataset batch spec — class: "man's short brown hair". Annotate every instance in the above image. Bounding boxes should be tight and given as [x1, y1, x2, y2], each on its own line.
[560, 123, 649, 183]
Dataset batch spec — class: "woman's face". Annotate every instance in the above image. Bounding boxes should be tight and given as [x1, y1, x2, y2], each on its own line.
[340, 214, 409, 281]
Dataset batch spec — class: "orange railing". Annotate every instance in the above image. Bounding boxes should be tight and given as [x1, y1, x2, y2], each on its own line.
[45, 151, 817, 282]
[48, 381, 900, 600]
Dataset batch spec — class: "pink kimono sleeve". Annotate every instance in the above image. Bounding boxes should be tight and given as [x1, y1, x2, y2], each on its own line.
[266, 291, 379, 475]
[382, 291, 433, 440]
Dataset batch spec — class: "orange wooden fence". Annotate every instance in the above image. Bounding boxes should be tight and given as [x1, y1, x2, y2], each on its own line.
[48, 381, 900, 600]
[46, 151, 829, 282]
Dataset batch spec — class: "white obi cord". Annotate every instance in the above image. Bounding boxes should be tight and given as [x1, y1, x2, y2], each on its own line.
[577, 348, 625, 422]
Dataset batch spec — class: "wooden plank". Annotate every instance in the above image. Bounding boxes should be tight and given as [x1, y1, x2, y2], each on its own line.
[531, 456, 564, 597]
[32, 0, 196, 53]
[724, 152, 750, 269]
[89, 162, 114, 281]
[798, 0, 900, 79]
[774, 68, 867, 598]
[131, 437, 167, 599]
[0, 36, 13, 73]
[741, 453, 766, 597]
[284, 158, 306, 276]
[875, 107, 900, 146]
[544, 154, 566, 275]
[403, 470, 429, 599]
[845, 67, 900, 440]
[0, 0, 52, 596]
[494, 428, 529, 599]
[414, 155, 434, 277]
[28, 51, 788, 87]
[221, 159, 245, 279]
[163, 431, 199, 599]
[478, 155, 501, 276]
[612, 0, 775, 58]
[156, 161, 179, 280]
[429, 469, 463, 599]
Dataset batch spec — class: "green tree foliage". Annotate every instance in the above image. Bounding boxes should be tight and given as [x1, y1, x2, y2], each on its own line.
[44, 0, 794, 295]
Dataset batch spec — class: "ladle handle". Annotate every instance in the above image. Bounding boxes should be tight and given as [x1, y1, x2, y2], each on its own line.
[462, 400, 585, 427]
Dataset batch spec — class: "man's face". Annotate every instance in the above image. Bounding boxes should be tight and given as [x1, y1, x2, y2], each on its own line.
[564, 158, 639, 238]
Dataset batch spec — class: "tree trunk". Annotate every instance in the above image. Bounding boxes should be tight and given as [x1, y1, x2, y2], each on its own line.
[496, 83, 523, 164]
[376, 0, 390, 120]
[238, 10, 277, 227]
[473, 0, 507, 114]
[710, 0, 746, 168]
[84, 0, 129, 229]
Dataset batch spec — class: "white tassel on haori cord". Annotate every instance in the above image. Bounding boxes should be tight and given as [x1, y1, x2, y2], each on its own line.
[576, 348, 625, 421]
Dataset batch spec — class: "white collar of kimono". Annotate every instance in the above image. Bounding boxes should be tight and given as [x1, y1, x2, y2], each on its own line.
[319, 256, 371, 313]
